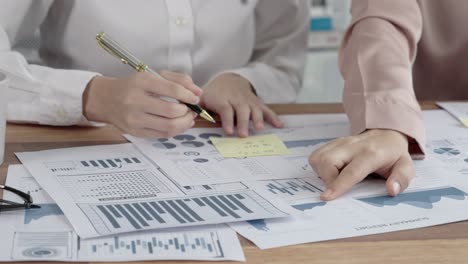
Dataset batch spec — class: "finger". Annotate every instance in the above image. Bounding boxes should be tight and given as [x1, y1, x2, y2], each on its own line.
[138, 73, 200, 105]
[309, 148, 355, 186]
[386, 153, 415, 196]
[234, 104, 251, 138]
[140, 111, 196, 136]
[321, 153, 383, 201]
[160, 71, 203, 96]
[313, 137, 354, 158]
[139, 96, 189, 118]
[218, 104, 235, 135]
[262, 105, 283, 128]
[251, 106, 265, 131]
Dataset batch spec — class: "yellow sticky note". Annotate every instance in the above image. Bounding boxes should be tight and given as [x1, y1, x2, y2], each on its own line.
[210, 134, 290, 158]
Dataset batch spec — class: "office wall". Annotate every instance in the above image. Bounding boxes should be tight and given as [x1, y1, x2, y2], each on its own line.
[298, 0, 351, 103]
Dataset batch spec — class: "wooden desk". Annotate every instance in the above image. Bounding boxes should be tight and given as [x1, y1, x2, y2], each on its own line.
[2, 103, 467, 264]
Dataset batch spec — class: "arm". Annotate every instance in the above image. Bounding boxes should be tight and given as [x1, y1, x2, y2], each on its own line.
[225, 0, 309, 104]
[340, 0, 425, 154]
[1, 1, 201, 137]
[0, 0, 99, 126]
[309, 0, 424, 200]
[201, 0, 309, 137]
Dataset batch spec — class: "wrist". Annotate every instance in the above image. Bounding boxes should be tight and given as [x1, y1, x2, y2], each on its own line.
[83, 76, 115, 123]
[366, 129, 409, 146]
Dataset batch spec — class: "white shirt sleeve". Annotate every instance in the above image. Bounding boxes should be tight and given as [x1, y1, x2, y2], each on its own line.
[217, 0, 309, 104]
[0, 0, 101, 126]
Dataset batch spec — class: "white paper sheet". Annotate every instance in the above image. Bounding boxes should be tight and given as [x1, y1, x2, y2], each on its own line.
[0, 165, 245, 262]
[227, 111, 468, 249]
[126, 117, 350, 186]
[15, 144, 288, 238]
[437, 102, 468, 127]
[230, 153, 468, 249]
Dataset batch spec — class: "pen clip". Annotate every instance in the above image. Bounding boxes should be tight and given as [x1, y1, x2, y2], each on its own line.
[96, 32, 149, 72]
[96, 32, 129, 65]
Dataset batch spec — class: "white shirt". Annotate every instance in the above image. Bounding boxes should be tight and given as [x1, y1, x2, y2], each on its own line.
[0, 0, 309, 126]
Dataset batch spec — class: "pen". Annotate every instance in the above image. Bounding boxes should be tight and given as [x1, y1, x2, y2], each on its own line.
[96, 32, 216, 123]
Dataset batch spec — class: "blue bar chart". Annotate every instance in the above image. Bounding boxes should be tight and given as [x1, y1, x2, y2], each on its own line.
[79, 190, 287, 235]
[262, 178, 324, 201]
[78, 229, 225, 259]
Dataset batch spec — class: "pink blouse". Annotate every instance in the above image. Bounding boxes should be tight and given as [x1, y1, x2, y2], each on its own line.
[340, 0, 468, 155]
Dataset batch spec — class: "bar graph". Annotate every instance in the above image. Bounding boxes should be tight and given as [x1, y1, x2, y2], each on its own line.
[46, 156, 145, 173]
[78, 229, 225, 259]
[80, 157, 142, 169]
[78, 190, 287, 235]
[261, 178, 324, 201]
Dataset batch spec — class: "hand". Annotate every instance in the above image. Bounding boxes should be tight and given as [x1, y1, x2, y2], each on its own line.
[83, 71, 202, 138]
[200, 73, 283, 137]
[309, 129, 414, 201]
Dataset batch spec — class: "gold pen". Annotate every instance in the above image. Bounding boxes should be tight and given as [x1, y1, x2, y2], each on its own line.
[96, 32, 216, 123]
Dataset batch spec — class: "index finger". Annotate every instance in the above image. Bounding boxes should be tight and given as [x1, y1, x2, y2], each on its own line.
[321, 154, 382, 201]
[160, 71, 203, 96]
[144, 76, 200, 105]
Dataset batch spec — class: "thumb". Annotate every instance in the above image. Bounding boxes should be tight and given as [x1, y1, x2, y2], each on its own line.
[385, 153, 415, 197]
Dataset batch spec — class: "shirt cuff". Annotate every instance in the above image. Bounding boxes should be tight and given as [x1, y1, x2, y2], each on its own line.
[347, 100, 426, 158]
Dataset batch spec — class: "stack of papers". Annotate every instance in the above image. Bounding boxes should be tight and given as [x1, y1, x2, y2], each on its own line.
[3, 110, 468, 261]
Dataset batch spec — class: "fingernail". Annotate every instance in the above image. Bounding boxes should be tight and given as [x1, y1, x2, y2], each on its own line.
[192, 112, 198, 118]
[193, 97, 200, 104]
[321, 189, 334, 200]
[256, 122, 264, 131]
[392, 181, 401, 195]
[226, 127, 233, 135]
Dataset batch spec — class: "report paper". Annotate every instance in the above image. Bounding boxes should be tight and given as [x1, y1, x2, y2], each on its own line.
[16, 144, 288, 239]
[0, 165, 245, 262]
[230, 155, 468, 249]
[227, 111, 468, 249]
[437, 102, 468, 127]
[126, 121, 350, 186]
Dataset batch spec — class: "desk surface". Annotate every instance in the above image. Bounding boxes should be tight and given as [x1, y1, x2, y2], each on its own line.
[3, 103, 468, 264]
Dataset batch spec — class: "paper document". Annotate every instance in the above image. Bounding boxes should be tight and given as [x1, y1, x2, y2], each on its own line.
[230, 153, 468, 249]
[224, 111, 468, 249]
[210, 134, 290, 158]
[0, 165, 245, 262]
[437, 102, 468, 127]
[16, 144, 288, 238]
[126, 122, 349, 186]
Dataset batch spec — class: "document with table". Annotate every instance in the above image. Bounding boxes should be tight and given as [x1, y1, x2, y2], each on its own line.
[6, 110, 468, 261]
[0, 165, 245, 262]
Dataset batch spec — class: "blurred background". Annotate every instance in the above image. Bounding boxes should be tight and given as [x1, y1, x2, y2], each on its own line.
[15, 0, 352, 104]
[299, 0, 351, 103]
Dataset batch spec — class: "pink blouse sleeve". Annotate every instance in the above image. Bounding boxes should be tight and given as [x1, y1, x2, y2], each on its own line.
[339, 0, 425, 157]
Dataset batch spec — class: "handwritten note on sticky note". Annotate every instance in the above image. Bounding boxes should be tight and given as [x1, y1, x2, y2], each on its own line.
[210, 134, 290, 158]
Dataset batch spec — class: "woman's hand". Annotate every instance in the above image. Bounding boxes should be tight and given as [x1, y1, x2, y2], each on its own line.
[201, 73, 283, 137]
[309, 129, 414, 201]
[83, 71, 202, 138]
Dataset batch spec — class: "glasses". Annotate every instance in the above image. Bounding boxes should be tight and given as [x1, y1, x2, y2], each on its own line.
[0, 185, 41, 212]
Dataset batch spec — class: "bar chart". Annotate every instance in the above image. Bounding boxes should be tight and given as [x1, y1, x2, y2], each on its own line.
[79, 190, 287, 235]
[78, 228, 226, 260]
[260, 178, 324, 202]
[80, 157, 142, 169]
